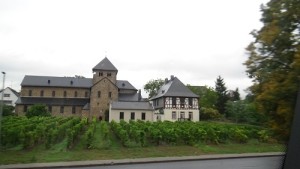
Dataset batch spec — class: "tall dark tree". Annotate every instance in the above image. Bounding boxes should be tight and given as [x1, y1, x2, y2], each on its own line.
[215, 76, 228, 116]
[233, 88, 241, 101]
[244, 0, 300, 140]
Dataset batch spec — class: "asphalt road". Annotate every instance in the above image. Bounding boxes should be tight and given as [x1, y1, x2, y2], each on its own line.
[58, 156, 284, 169]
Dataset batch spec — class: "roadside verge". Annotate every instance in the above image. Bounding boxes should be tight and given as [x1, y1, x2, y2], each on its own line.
[0, 152, 285, 169]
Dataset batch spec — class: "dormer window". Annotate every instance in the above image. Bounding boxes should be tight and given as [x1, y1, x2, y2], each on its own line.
[122, 83, 125, 87]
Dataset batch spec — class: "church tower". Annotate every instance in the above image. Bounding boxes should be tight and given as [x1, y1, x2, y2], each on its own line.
[90, 57, 119, 120]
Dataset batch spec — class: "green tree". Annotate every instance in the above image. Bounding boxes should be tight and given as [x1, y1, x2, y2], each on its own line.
[144, 79, 165, 98]
[244, 0, 300, 140]
[215, 76, 228, 116]
[26, 104, 51, 118]
[3, 105, 15, 116]
[187, 85, 218, 109]
[226, 100, 267, 125]
[200, 107, 222, 121]
[233, 88, 241, 101]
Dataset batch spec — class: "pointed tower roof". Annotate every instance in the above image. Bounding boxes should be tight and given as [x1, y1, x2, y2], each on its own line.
[92, 57, 118, 72]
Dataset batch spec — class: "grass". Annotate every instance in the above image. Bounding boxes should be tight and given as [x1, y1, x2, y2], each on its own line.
[0, 141, 285, 165]
[0, 121, 286, 165]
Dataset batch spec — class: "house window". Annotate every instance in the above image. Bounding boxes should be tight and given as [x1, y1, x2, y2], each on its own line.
[48, 106, 52, 113]
[85, 91, 89, 97]
[98, 91, 101, 98]
[74, 91, 78, 97]
[141, 112, 146, 120]
[180, 98, 185, 108]
[52, 91, 55, 97]
[24, 105, 28, 112]
[99, 72, 103, 76]
[109, 92, 112, 98]
[180, 112, 185, 119]
[72, 106, 76, 114]
[29, 90, 32, 96]
[4, 94, 10, 97]
[189, 98, 193, 107]
[172, 97, 176, 107]
[107, 73, 111, 77]
[189, 112, 193, 120]
[40, 90, 44, 97]
[131, 112, 135, 120]
[60, 106, 64, 113]
[172, 111, 176, 120]
[64, 91, 67, 97]
[120, 112, 124, 120]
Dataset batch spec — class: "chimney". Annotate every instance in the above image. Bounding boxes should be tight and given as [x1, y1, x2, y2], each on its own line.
[170, 75, 175, 80]
[138, 89, 142, 101]
[165, 78, 168, 84]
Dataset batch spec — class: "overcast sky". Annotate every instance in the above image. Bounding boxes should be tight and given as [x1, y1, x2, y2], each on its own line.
[0, 0, 269, 98]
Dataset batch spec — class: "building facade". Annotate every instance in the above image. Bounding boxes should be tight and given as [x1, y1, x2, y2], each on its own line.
[0, 87, 20, 107]
[16, 58, 199, 122]
[150, 76, 200, 122]
[15, 57, 150, 120]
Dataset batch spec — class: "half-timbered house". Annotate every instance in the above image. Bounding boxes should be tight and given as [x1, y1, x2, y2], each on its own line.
[150, 75, 199, 121]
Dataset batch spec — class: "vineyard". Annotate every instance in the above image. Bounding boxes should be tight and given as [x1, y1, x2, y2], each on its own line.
[1, 116, 274, 151]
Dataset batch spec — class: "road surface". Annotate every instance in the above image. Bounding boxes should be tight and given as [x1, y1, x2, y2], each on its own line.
[58, 156, 284, 169]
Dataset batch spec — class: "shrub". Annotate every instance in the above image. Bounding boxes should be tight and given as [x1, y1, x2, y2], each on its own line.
[200, 107, 222, 120]
[26, 104, 51, 118]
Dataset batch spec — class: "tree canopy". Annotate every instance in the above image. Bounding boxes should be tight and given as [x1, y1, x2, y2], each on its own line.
[143, 79, 165, 98]
[26, 104, 51, 118]
[244, 0, 300, 140]
[187, 85, 218, 109]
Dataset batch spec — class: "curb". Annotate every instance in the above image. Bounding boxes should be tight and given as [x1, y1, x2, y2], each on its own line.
[0, 152, 285, 169]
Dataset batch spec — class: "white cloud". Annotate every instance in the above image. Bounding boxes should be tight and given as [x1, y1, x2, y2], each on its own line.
[0, 0, 268, 99]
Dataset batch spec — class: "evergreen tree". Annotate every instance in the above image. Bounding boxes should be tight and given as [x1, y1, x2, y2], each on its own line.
[215, 76, 228, 116]
[244, 0, 300, 140]
[233, 88, 241, 101]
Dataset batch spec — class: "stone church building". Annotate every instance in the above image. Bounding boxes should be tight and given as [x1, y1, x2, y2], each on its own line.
[15, 57, 152, 120]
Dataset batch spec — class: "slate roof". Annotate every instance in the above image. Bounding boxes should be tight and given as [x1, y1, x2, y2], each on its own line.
[21, 75, 93, 88]
[83, 103, 90, 110]
[116, 80, 137, 91]
[150, 76, 199, 100]
[0, 87, 19, 97]
[15, 97, 89, 106]
[21, 76, 139, 91]
[92, 57, 118, 72]
[118, 93, 141, 102]
[111, 101, 154, 110]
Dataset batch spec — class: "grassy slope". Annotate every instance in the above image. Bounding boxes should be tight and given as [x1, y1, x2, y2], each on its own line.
[0, 122, 285, 165]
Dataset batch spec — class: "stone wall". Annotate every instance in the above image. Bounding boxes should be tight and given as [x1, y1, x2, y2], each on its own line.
[93, 70, 117, 85]
[90, 78, 118, 119]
